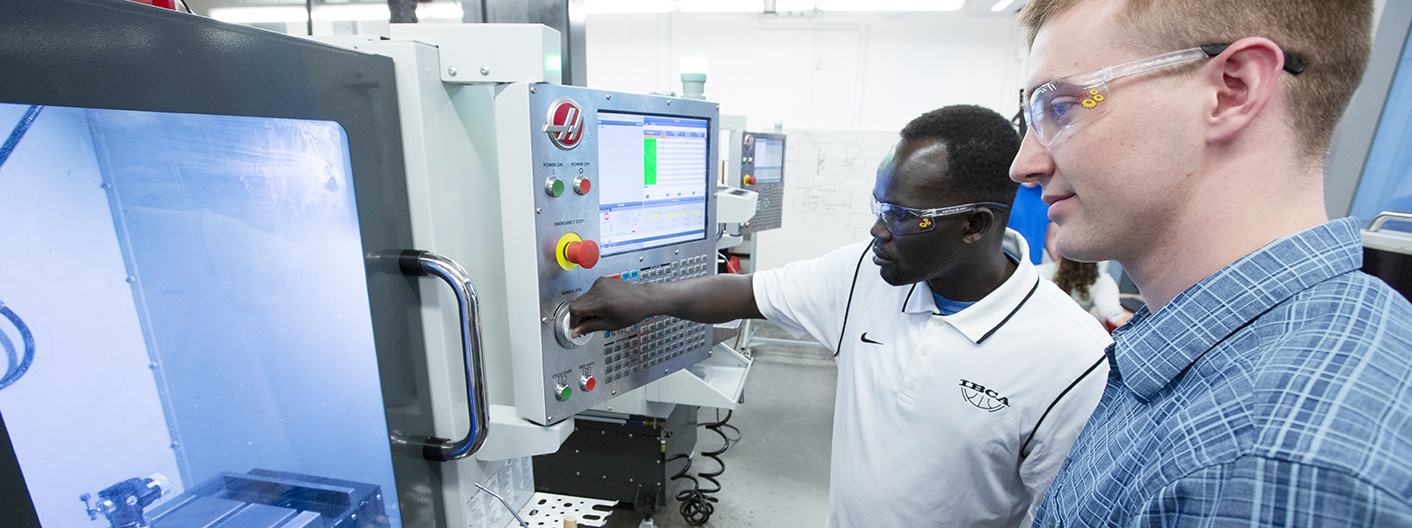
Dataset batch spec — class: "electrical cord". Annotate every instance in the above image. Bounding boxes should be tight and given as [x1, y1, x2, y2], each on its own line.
[667, 453, 713, 525]
[0, 301, 35, 390]
[0, 108, 41, 391]
[0, 105, 42, 171]
[671, 409, 742, 525]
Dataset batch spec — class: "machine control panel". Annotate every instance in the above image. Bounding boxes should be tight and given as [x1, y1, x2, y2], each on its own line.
[498, 84, 720, 425]
[738, 132, 786, 234]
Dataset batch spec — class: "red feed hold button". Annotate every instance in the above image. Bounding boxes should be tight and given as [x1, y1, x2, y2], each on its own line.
[581, 376, 596, 392]
[564, 239, 600, 269]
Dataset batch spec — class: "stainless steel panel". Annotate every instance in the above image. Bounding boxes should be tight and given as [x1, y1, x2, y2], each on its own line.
[517, 85, 720, 424]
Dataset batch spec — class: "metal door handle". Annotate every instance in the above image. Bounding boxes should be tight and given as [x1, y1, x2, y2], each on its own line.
[1369, 211, 1412, 232]
[400, 250, 489, 461]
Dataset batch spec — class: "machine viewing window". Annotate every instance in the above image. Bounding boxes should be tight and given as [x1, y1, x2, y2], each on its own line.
[0, 103, 402, 528]
[754, 136, 785, 183]
[596, 112, 710, 256]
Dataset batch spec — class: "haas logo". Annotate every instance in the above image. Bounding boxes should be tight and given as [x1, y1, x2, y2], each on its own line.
[959, 379, 1010, 412]
[543, 97, 584, 150]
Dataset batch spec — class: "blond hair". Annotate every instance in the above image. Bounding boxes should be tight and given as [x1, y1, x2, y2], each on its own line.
[1019, 0, 1373, 161]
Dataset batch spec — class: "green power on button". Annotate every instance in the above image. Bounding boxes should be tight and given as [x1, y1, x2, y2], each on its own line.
[545, 177, 566, 197]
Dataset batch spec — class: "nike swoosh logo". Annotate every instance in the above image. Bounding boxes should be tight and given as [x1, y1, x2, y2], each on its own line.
[860, 332, 883, 345]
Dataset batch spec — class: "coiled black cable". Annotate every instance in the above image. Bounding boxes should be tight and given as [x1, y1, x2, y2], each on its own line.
[671, 409, 742, 525]
[667, 452, 714, 525]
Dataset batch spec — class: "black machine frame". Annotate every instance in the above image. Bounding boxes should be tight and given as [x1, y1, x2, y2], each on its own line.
[0, 1, 440, 526]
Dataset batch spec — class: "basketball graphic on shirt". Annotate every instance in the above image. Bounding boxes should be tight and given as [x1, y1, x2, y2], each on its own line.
[959, 379, 1010, 412]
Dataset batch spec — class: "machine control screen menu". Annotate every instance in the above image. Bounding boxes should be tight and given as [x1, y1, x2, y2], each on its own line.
[754, 136, 784, 183]
[597, 112, 709, 256]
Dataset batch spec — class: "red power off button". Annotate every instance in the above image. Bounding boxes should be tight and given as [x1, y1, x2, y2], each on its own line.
[574, 176, 591, 195]
[581, 376, 596, 392]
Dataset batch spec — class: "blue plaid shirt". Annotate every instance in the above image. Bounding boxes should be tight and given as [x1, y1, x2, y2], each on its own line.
[1033, 218, 1412, 527]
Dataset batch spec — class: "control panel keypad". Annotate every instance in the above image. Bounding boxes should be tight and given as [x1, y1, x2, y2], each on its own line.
[600, 255, 714, 383]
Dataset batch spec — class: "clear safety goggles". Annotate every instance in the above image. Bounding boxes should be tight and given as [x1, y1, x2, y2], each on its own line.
[1023, 44, 1307, 146]
[870, 195, 1010, 235]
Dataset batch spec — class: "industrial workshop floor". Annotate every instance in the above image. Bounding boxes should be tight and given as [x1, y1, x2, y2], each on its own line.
[603, 321, 837, 528]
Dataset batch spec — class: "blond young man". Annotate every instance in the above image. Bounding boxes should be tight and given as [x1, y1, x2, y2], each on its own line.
[1010, 0, 1412, 525]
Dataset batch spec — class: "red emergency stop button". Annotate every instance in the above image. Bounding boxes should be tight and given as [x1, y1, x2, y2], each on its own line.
[565, 239, 599, 269]
[743, 175, 756, 186]
[581, 376, 596, 392]
[574, 176, 591, 195]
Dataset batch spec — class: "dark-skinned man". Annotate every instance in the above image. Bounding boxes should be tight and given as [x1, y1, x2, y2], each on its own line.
[570, 105, 1110, 527]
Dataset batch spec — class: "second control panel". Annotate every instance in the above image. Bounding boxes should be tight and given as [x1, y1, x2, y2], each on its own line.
[738, 132, 786, 235]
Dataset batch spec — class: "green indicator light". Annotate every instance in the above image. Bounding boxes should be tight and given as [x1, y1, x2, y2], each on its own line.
[643, 138, 658, 185]
[546, 55, 563, 72]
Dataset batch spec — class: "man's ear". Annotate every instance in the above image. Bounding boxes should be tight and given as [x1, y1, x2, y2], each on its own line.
[962, 209, 995, 245]
[1205, 37, 1284, 144]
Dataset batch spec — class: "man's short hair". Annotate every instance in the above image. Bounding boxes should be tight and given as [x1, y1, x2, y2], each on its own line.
[900, 105, 1021, 207]
[1019, 0, 1373, 161]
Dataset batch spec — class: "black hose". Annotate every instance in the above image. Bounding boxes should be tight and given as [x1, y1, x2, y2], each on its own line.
[667, 453, 714, 525]
[0, 303, 35, 390]
[671, 409, 741, 525]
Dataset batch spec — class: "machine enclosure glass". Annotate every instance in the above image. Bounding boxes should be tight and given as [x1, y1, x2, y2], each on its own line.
[0, 103, 401, 528]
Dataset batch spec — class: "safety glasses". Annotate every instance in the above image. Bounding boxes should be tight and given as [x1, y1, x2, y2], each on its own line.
[870, 195, 1010, 235]
[1024, 44, 1307, 146]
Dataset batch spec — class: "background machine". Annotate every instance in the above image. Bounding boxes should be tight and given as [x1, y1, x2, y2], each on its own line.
[736, 132, 787, 236]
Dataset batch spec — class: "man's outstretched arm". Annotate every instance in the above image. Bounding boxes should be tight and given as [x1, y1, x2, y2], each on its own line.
[569, 274, 763, 337]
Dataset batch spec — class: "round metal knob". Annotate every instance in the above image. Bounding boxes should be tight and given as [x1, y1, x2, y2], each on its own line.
[553, 302, 592, 349]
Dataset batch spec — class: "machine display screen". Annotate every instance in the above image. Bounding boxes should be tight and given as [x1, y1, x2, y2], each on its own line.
[754, 136, 785, 183]
[596, 111, 709, 256]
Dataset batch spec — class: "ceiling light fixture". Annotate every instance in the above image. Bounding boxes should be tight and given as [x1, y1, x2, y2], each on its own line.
[582, 0, 965, 14]
[209, 2, 463, 24]
[817, 0, 964, 11]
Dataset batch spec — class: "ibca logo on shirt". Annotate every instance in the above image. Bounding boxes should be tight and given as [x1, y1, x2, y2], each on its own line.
[959, 379, 1009, 412]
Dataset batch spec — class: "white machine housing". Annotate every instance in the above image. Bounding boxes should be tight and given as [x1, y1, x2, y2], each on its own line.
[320, 24, 745, 528]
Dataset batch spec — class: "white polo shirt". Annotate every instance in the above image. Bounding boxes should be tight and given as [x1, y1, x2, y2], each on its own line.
[752, 229, 1111, 528]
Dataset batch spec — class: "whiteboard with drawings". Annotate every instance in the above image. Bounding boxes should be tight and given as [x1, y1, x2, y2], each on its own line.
[752, 127, 901, 272]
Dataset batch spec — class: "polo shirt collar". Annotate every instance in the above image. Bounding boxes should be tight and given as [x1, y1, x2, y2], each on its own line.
[1112, 218, 1364, 402]
[903, 229, 1041, 344]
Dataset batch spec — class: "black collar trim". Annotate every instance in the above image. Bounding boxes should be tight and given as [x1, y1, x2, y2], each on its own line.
[903, 276, 1041, 344]
[976, 277, 1041, 344]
